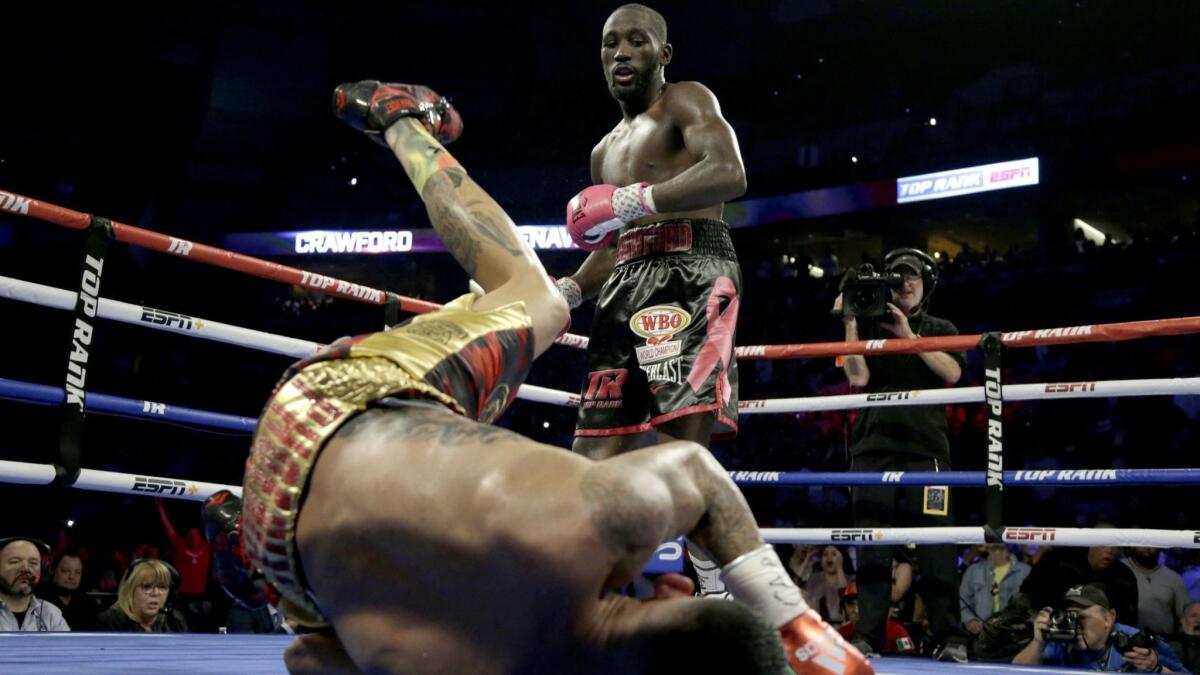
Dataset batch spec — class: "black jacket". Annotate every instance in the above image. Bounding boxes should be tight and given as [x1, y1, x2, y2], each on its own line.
[94, 605, 189, 633]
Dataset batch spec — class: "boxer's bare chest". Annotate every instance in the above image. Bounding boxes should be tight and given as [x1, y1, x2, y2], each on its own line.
[597, 106, 693, 186]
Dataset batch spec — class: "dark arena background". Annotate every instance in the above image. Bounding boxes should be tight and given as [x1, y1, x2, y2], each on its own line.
[1, 1, 1199, 672]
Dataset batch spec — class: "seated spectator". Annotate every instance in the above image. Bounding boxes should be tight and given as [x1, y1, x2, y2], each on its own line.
[961, 543, 1031, 635]
[837, 581, 916, 655]
[1166, 602, 1200, 674]
[0, 537, 69, 631]
[1124, 547, 1190, 634]
[95, 559, 187, 633]
[1013, 583, 1188, 672]
[37, 552, 100, 630]
[1018, 541, 1139, 627]
[804, 545, 849, 624]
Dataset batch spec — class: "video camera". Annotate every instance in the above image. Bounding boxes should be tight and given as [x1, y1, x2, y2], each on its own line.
[837, 263, 903, 321]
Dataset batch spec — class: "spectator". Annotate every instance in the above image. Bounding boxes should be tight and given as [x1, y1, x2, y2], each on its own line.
[1166, 602, 1200, 674]
[803, 545, 849, 624]
[155, 498, 210, 597]
[95, 558, 187, 632]
[1013, 583, 1188, 672]
[1019, 540, 1139, 628]
[837, 581, 917, 655]
[786, 544, 819, 586]
[961, 543, 1031, 635]
[37, 552, 99, 630]
[1124, 547, 1189, 634]
[0, 537, 69, 631]
[155, 498, 212, 630]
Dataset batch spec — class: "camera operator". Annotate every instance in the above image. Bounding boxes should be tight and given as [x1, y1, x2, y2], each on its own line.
[1015, 583, 1188, 671]
[832, 248, 968, 662]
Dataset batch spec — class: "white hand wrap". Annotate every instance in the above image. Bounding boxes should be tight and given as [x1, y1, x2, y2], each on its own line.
[720, 544, 809, 628]
[555, 276, 583, 310]
[611, 182, 657, 223]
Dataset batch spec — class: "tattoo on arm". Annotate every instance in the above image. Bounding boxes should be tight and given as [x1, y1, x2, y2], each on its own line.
[580, 467, 658, 553]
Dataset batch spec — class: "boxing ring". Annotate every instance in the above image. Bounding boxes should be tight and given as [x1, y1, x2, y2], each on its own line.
[2, 189, 1199, 672]
[0, 634, 1124, 675]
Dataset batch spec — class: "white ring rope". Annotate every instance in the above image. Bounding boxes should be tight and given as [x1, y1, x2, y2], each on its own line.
[5, 275, 1198, 414]
[0, 459, 240, 501]
[0, 275, 320, 359]
[0, 275, 575, 405]
[761, 526, 1200, 549]
[738, 378, 1200, 414]
[1, 458, 1193, 548]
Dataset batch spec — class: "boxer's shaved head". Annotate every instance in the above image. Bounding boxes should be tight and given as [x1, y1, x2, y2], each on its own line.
[611, 4, 667, 44]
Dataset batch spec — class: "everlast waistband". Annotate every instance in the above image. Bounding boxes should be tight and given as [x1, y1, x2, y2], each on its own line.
[614, 218, 736, 265]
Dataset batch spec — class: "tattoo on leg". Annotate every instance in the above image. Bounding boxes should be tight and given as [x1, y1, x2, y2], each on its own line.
[389, 119, 462, 194]
[424, 170, 480, 277]
[467, 204, 522, 257]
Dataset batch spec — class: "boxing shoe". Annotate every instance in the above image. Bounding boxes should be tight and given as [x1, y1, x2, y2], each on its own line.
[202, 490, 278, 609]
[780, 609, 874, 675]
[333, 80, 463, 146]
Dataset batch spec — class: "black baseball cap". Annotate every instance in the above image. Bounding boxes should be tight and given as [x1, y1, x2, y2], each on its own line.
[1063, 583, 1111, 611]
[886, 253, 924, 275]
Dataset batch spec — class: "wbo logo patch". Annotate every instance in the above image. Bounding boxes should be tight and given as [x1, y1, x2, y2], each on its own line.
[629, 305, 691, 345]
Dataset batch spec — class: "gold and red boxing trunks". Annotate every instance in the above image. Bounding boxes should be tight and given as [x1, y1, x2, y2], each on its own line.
[242, 294, 534, 625]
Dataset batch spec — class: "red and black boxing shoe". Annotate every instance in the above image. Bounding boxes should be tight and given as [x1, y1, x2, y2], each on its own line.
[333, 80, 463, 146]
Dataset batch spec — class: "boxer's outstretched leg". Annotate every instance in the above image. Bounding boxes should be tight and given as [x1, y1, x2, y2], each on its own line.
[384, 118, 566, 357]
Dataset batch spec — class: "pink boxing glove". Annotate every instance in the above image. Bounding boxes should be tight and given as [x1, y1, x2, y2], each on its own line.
[566, 182, 656, 250]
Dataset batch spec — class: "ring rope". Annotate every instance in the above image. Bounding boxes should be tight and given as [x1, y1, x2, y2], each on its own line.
[730, 468, 1200, 487]
[737, 377, 1200, 414]
[0, 275, 322, 359]
[0, 456, 1194, 549]
[761, 526, 1200, 549]
[734, 315, 1200, 360]
[3, 373, 1194, 434]
[0, 459, 239, 501]
[0, 377, 257, 432]
[505, 378, 1200, 412]
[4, 275, 1198, 370]
[0, 189, 591, 348]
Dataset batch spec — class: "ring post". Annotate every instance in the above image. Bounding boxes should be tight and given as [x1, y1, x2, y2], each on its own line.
[980, 332, 1005, 533]
[56, 216, 113, 485]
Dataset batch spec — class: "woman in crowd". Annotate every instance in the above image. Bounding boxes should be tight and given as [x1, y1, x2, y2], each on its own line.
[94, 559, 187, 633]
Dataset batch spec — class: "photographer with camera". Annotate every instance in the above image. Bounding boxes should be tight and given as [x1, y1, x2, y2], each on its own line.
[1014, 583, 1189, 671]
[832, 248, 968, 662]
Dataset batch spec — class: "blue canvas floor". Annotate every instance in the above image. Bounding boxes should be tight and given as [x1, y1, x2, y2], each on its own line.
[0, 632, 1106, 673]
